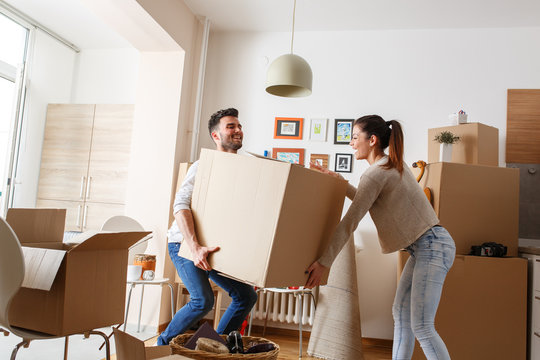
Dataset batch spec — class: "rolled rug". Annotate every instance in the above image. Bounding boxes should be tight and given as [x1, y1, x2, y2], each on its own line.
[307, 237, 364, 360]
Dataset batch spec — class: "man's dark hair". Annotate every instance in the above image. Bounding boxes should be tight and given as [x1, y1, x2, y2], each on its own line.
[208, 108, 239, 137]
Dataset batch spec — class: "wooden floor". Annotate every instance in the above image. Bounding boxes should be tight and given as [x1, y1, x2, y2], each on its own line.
[118, 329, 393, 360]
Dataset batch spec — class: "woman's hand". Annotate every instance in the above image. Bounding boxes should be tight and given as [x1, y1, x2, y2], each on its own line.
[310, 162, 344, 180]
[305, 261, 328, 289]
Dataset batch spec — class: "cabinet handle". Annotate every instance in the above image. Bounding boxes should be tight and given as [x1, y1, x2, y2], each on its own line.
[85, 176, 92, 200]
[536, 259, 540, 262]
[535, 332, 540, 338]
[83, 205, 88, 230]
[76, 205, 82, 231]
[79, 176, 86, 200]
[536, 296, 540, 301]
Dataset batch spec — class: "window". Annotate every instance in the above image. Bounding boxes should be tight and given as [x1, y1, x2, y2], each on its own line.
[0, 12, 29, 215]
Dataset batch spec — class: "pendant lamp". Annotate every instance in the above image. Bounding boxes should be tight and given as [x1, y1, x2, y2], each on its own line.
[265, 0, 312, 97]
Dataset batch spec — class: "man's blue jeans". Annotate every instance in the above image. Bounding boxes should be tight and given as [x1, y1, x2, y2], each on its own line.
[157, 242, 258, 345]
[392, 226, 456, 360]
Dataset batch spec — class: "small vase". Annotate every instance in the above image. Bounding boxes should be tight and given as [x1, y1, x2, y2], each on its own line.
[439, 143, 452, 162]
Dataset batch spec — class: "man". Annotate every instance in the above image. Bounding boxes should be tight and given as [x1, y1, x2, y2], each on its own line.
[157, 108, 258, 346]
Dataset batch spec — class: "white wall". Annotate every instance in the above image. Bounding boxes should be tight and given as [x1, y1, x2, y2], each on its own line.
[199, 27, 540, 339]
[72, 48, 140, 104]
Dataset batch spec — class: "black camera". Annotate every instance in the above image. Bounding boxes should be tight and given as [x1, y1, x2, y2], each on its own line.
[469, 242, 507, 257]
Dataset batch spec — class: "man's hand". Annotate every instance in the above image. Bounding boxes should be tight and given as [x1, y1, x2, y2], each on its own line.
[192, 245, 220, 271]
[305, 261, 328, 289]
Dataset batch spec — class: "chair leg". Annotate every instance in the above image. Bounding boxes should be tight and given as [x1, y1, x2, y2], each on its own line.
[63, 336, 69, 360]
[298, 293, 303, 359]
[124, 283, 134, 332]
[87, 330, 111, 360]
[11, 339, 30, 360]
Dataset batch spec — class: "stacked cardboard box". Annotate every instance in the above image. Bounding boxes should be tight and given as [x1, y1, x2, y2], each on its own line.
[399, 123, 527, 359]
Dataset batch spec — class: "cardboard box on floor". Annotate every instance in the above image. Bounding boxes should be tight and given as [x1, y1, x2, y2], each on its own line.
[428, 123, 499, 166]
[418, 162, 519, 256]
[397, 251, 527, 360]
[113, 328, 191, 360]
[179, 149, 348, 287]
[6, 208, 150, 336]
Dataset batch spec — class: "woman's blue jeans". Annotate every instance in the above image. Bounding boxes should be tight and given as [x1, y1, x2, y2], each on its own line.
[157, 242, 258, 345]
[392, 226, 456, 360]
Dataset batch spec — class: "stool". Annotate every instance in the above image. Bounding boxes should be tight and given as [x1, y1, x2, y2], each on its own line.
[248, 287, 315, 359]
[124, 278, 175, 332]
[176, 279, 223, 330]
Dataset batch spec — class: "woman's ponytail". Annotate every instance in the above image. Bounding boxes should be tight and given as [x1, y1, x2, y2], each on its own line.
[383, 120, 404, 174]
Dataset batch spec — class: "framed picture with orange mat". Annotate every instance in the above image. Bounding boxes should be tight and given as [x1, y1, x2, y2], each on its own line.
[274, 117, 303, 140]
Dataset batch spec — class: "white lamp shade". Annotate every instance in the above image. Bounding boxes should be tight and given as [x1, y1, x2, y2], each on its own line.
[265, 53, 312, 97]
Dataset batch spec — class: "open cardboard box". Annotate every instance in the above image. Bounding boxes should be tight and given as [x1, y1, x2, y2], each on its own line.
[113, 328, 190, 360]
[179, 149, 348, 287]
[6, 208, 151, 336]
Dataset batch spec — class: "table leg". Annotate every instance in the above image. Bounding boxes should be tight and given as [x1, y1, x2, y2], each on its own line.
[166, 283, 175, 319]
[137, 284, 145, 332]
[124, 283, 134, 332]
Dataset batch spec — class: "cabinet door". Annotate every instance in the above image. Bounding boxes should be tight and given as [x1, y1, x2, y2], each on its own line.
[38, 104, 95, 201]
[82, 202, 125, 231]
[86, 104, 134, 204]
[36, 199, 84, 232]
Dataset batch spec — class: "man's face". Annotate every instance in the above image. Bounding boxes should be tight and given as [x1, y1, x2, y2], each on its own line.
[213, 116, 243, 152]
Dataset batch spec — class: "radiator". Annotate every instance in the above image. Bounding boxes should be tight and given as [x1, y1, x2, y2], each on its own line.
[252, 289, 317, 326]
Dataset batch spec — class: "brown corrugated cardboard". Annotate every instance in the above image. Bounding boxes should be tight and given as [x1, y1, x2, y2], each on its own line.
[428, 123, 499, 166]
[179, 149, 348, 287]
[398, 251, 527, 360]
[7, 208, 150, 336]
[418, 162, 519, 256]
[113, 328, 191, 360]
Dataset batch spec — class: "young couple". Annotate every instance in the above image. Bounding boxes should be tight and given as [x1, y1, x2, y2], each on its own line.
[159, 108, 455, 360]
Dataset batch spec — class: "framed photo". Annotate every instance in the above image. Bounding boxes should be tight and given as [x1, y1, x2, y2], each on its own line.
[334, 119, 354, 144]
[335, 153, 353, 173]
[309, 118, 328, 141]
[274, 117, 303, 140]
[273, 148, 305, 164]
[310, 154, 329, 169]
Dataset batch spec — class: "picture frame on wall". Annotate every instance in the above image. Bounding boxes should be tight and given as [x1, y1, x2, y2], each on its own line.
[310, 154, 329, 169]
[273, 148, 305, 164]
[274, 117, 303, 140]
[334, 119, 354, 144]
[335, 153, 353, 173]
[309, 118, 328, 141]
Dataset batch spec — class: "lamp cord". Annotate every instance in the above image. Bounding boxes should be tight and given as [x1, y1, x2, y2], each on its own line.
[290, 0, 296, 54]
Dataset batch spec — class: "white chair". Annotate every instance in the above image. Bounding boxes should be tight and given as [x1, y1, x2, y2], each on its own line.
[100, 216, 174, 333]
[0, 217, 111, 360]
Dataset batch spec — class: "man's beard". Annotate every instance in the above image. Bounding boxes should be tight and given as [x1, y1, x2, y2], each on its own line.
[220, 134, 243, 151]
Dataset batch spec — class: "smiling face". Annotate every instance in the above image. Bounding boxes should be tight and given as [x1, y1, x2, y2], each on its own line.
[350, 124, 372, 160]
[212, 115, 243, 153]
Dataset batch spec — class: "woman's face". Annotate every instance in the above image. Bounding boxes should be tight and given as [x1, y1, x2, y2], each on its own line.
[350, 125, 371, 160]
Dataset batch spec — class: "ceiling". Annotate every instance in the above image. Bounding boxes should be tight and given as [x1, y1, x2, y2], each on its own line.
[2, 0, 540, 49]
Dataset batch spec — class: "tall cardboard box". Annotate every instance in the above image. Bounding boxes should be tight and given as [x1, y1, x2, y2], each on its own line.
[7, 208, 150, 336]
[428, 123, 499, 166]
[179, 149, 348, 287]
[398, 251, 527, 360]
[418, 162, 519, 256]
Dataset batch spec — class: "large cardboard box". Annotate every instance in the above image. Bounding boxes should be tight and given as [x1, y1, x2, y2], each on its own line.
[7, 208, 150, 335]
[418, 162, 519, 256]
[113, 328, 190, 360]
[179, 149, 348, 287]
[398, 251, 527, 360]
[428, 123, 499, 166]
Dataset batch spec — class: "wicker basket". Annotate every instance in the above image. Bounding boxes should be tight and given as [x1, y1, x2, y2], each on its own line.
[170, 334, 279, 360]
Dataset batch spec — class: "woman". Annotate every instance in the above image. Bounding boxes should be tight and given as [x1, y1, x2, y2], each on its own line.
[306, 115, 456, 360]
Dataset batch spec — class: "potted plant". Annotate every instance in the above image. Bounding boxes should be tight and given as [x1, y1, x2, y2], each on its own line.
[434, 131, 460, 162]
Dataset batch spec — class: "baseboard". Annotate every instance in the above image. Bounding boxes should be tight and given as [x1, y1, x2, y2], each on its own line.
[361, 337, 393, 348]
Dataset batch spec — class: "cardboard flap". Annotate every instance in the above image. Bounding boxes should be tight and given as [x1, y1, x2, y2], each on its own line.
[71, 231, 151, 251]
[113, 328, 146, 360]
[145, 346, 173, 359]
[6, 208, 66, 244]
[21, 246, 66, 290]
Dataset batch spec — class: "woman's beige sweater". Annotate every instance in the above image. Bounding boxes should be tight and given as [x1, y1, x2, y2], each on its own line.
[318, 156, 439, 268]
